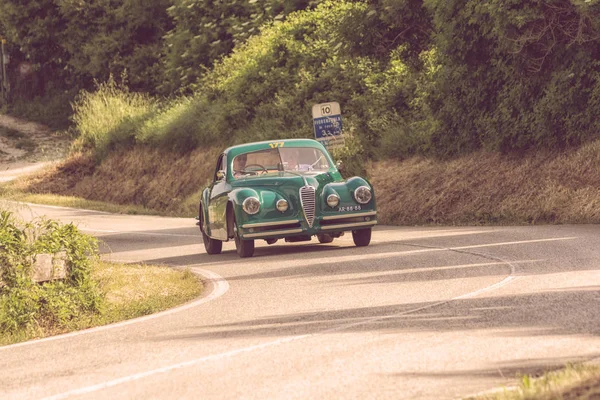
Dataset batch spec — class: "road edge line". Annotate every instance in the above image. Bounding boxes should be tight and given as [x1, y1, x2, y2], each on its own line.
[0, 267, 229, 352]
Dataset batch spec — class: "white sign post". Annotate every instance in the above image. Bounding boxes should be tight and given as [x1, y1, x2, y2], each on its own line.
[312, 102, 344, 150]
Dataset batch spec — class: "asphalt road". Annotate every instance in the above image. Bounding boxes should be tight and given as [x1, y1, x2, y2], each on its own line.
[1, 202, 599, 400]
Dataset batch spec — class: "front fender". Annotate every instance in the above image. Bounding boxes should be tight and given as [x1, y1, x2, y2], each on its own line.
[200, 187, 211, 234]
[229, 187, 293, 225]
[229, 188, 259, 226]
[321, 176, 376, 210]
[345, 176, 373, 192]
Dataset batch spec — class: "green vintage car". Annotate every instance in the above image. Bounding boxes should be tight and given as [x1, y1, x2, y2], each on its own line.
[198, 139, 377, 257]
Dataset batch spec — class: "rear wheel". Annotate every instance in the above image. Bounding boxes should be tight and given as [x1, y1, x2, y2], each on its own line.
[352, 228, 371, 247]
[317, 234, 334, 244]
[199, 205, 222, 255]
[234, 218, 255, 258]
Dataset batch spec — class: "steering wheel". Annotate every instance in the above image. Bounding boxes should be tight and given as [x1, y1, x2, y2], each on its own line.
[242, 163, 268, 175]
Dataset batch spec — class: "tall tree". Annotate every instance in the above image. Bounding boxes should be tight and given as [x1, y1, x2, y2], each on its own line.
[0, 0, 172, 93]
[161, 0, 320, 94]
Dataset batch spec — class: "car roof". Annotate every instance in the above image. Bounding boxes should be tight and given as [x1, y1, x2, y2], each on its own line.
[224, 139, 328, 158]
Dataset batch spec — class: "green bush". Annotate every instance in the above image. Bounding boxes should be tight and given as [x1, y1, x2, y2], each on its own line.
[161, 0, 322, 94]
[0, 211, 103, 334]
[423, 0, 600, 156]
[7, 89, 77, 131]
[71, 78, 158, 158]
[68, 1, 431, 159]
[63, 0, 600, 161]
[139, 1, 423, 156]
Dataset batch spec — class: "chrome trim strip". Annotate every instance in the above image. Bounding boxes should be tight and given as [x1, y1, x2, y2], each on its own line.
[242, 219, 300, 229]
[322, 211, 377, 221]
[320, 220, 378, 230]
[243, 228, 304, 238]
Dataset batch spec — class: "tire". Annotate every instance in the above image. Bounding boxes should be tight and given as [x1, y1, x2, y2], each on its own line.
[317, 233, 334, 244]
[199, 205, 222, 255]
[352, 228, 371, 247]
[265, 239, 278, 245]
[234, 218, 255, 258]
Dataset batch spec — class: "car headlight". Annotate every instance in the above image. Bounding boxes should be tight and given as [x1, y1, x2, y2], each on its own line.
[354, 186, 372, 204]
[242, 197, 261, 215]
[276, 199, 289, 213]
[327, 194, 340, 208]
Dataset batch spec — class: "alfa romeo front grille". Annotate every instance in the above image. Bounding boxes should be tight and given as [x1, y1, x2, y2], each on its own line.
[300, 185, 316, 228]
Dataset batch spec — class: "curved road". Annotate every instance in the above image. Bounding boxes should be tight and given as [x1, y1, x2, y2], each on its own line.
[1, 202, 599, 399]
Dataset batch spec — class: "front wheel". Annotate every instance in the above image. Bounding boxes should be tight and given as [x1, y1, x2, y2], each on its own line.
[352, 228, 371, 247]
[234, 218, 255, 258]
[199, 205, 222, 254]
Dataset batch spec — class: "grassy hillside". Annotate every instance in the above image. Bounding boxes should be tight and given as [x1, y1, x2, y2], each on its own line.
[9, 147, 220, 216]
[372, 139, 600, 225]
[6, 138, 600, 226]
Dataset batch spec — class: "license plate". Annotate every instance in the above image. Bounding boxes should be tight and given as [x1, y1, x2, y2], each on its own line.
[338, 205, 361, 212]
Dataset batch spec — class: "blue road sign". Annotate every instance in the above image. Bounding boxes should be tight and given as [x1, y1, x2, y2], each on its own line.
[313, 115, 343, 140]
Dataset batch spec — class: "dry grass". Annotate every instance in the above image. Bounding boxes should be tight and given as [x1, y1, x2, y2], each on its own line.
[0, 261, 203, 346]
[7, 139, 600, 225]
[93, 262, 202, 320]
[370, 139, 600, 225]
[10, 146, 221, 217]
[467, 363, 600, 400]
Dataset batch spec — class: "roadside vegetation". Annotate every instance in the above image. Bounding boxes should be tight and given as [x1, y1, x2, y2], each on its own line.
[0, 210, 202, 346]
[1, 0, 597, 225]
[3, 137, 599, 225]
[467, 363, 600, 400]
[2, 0, 599, 161]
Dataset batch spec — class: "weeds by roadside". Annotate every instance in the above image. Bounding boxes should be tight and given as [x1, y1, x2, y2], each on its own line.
[0, 210, 203, 346]
[466, 363, 600, 400]
[0, 210, 103, 336]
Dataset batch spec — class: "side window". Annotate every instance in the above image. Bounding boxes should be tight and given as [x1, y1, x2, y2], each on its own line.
[213, 154, 225, 182]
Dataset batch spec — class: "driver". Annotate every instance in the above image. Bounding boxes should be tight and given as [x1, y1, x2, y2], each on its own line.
[232, 153, 248, 178]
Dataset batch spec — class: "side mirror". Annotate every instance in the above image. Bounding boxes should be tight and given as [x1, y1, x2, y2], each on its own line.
[335, 160, 344, 171]
[216, 170, 226, 181]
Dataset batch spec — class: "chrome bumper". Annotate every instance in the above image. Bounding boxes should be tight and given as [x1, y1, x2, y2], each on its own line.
[240, 211, 377, 239]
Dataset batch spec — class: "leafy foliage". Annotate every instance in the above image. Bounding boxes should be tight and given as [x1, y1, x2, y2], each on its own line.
[3, 0, 600, 159]
[422, 0, 600, 155]
[93, 1, 426, 160]
[161, 0, 321, 94]
[0, 211, 103, 334]
[0, 0, 172, 92]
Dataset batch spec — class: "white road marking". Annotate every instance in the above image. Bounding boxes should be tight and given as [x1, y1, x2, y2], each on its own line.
[40, 246, 524, 400]
[8, 201, 113, 214]
[452, 237, 578, 250]
[0, 268, 229, 352]
[80, 228, 199, 238]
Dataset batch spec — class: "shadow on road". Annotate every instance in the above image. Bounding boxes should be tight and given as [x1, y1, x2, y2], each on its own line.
[390, 354, 600, 390]
[155, 286, 600, 341]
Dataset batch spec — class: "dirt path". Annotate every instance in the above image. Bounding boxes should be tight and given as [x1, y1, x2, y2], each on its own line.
[0, 114, 71, 182]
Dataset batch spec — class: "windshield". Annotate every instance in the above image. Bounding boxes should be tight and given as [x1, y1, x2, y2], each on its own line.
[231, 147, 331, 179]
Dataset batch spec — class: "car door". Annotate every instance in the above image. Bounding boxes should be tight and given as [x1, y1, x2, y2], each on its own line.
[207, 153, 231, 240]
